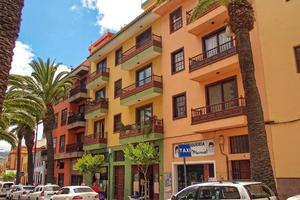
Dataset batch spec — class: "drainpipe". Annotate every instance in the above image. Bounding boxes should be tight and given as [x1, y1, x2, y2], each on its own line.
[218, 135, 230, 180]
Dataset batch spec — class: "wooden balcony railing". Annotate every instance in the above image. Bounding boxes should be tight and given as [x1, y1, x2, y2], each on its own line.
[70, 84, 87, 97]
[121, 34, 162, 63]
[119, 117, 163, 139]
[85, 98, 108, 113]
[87, 68, 109, 84]
[67, 112, 85, 124]
[186, 2, 221, 24]
[189, 39, 237, 72]
[66, 143, 83, 153]
[84, 132, 107, 145]
[120, 75, 162, 99]
[191, 97, 246, 124]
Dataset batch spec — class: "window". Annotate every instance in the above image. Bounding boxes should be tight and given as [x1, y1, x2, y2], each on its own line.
[244, 184, 274, 199]
[170, 7, 182, 33]
[231, 160, 251, 180]
[61, 108, 68, 126]
[59, 135, 65, 153]
[53, 137, 57, 153]
[173, 93, 187, 119]
[114, 114, 122, 132]
[95, 88, 106, 101]
[171, 48, 185, 74]
[114, 79, 122, 98]
[115, 47, 123, 66]
[114, 151, 125, 162]
[176, 186, 198, 200]
[97, 58, 107, 72]
[78, 104, 85, 114]
[136, 104, 153, 125]
[206, 78, 238, 112]
[294, 45, 300, 73]
[54, 113, 58, 128]
[136, 65, 152, 87]
[58, 161, 64, 169]
[136, 28, 152, 47]
[203, 29, 233, 58]
[94, 119, 105, 138]
[230, 135, 249, 154]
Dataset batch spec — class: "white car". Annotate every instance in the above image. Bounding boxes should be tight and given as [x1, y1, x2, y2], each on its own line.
[0, 181, 14, 198]
[50, 186, 98, 200]
[169, 181, 277, 200]
[28, 185, 60, 200]
[8, 185, 35, 200]
[287, 195, 300, 200]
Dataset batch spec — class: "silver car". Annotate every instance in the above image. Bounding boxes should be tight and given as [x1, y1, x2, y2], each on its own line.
[8, 185, 35, 200]
[50, 186, 98, 200]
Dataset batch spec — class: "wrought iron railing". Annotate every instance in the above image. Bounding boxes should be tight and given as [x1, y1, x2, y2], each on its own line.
[67, 112, 85, 124]
[191, 97, 246, 124]
[85, 98, 109, 113]
[66, 143, 83, 153]
[121, 34, 162, 63]
[87, 68, 109, 84]
[70, 85, 87, 97]
[84, 132, 107, 145]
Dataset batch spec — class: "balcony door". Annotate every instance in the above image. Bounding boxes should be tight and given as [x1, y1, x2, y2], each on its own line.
[94, 119, 105, 139]
[96, 58, 107, 72]
[206, 78, 238, 113]
[136, 104, 153, 126]
[136, 28, 152, 47]
[78, 104, 85, 114]
[95, 88, 106, 101]
[136, 65, 152, 87]
[204, 29, 232, 58]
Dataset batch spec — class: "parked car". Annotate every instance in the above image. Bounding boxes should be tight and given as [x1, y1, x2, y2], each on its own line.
[287, 194, 300, 200]
[0, 181, 14, 198]
[8, 185, 35, 200]
[169, 181, 277, 200]
[28, 184, 60, 200]
[50, 186, 98, 200]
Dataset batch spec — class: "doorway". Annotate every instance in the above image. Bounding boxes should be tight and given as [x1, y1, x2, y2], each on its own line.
[114, 166, 125, 200]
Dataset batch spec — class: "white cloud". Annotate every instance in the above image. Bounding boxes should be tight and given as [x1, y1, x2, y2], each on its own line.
[70, 4, 79, 12]
[10, 41, 34, 76]
[80, 0, 143, 32]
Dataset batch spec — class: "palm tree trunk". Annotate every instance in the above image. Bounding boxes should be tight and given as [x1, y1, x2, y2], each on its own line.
[227, 0, 277, 193]
[16, 131, 23, 184]
[24, 129, 35, 185]
[43, 105, 55, 184]
[0, 0, 24, 114]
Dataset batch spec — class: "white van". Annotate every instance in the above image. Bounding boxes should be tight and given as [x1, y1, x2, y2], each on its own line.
[0, 182, 14, 198]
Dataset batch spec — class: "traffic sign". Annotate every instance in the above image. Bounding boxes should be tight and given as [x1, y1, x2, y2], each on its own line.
[178, 144, 191, 158]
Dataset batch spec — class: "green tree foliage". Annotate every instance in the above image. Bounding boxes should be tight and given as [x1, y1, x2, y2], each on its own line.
[75, 154, 105, 176]
[1, 172, 16, 181]
[124, 142, 159, 200]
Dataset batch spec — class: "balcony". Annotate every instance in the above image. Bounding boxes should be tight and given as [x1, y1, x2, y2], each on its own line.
[83, 132, 107, 151]
[54, 144, 84, 160]
[67, 112, 85, 130]
[186, 3, 228, 36]
[68, 85, 87, 103]
[85, 98, 108, 119]
[189, 40, 238, 82]
[121, 34, 162, 70]
[119, 117, 163, 144]
[120, 75, 163, 106]
[86, 68, 109, 90]
[191, 97, 246, 125]
[66, 143, 84, 153]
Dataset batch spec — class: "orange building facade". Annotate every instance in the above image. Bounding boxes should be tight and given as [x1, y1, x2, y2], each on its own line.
[52, 62, 89, 187]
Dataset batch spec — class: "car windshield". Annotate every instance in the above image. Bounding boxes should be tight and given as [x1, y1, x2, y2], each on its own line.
[24, 187, 35, 191]
[245, 184, 273, 199]
[73, 187, 93, 193]
[45, 186, 60, 191]
[3, 183, 13, 189]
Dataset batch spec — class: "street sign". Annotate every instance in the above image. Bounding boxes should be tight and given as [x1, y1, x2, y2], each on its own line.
[178, 144, 191, 158]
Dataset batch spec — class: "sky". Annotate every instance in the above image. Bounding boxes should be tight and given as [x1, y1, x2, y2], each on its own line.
[0, 0, 143, 151]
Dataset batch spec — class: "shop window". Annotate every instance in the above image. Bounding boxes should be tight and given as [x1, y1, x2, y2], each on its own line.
[114, 151, 125, 162]
[170, 7, 183, 33]
[230, 135, 249, 154]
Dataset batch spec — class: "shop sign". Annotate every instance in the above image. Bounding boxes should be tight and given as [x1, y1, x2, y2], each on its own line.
[174, 139, 214, 157]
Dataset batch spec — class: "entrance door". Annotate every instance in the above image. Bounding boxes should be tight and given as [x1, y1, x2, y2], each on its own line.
[114, 166, 125, 200]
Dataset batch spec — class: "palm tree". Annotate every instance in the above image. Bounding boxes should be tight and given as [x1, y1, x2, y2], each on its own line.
[191, 0, 277, 193]
[10, 58, 76, 183]
[0, 0, 24, 114]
